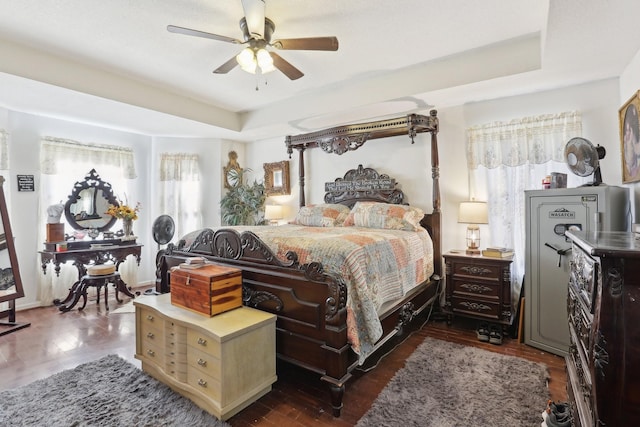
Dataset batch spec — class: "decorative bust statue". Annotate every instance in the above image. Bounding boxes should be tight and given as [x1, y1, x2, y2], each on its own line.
[46, 203, 65, 224]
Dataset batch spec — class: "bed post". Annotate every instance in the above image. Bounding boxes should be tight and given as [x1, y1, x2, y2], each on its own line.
[429, 109, 442, 278]
[298, 147, 306, 207]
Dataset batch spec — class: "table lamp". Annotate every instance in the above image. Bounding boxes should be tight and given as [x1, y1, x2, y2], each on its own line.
[264, 205, 283, 226]
[458, 200, 488, 255]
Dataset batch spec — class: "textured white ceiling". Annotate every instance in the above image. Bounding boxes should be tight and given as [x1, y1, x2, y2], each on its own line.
[0, 0, 638, 140]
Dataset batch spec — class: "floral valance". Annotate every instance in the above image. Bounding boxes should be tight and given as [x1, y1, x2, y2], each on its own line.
[466, 111, 582, 169]
[0, 130, 9, 170]
[40, 137, 137, 178]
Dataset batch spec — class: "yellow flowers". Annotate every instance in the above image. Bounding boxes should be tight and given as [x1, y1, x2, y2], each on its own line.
[106, 201, 141, 221]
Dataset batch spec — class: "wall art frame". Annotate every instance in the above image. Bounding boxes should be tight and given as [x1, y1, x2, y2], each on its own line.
[620, 90, 640, 184]
[264, 160, 290, 196]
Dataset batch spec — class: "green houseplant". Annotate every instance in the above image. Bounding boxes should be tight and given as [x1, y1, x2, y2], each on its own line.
[220, 168, 267, 225]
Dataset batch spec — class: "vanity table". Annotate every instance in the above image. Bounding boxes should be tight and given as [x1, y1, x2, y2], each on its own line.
[40, 169, 142, 312]
[40, 242, 142, 311]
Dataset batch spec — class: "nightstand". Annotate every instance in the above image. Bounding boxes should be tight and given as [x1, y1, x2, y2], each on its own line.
[443, 251, 514, 328]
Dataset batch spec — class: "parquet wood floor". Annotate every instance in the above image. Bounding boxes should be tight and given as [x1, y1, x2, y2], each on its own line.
[0, 293, 566, 426]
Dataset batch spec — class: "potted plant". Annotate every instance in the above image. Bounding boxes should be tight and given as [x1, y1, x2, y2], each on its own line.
[220, 168, 267, 225]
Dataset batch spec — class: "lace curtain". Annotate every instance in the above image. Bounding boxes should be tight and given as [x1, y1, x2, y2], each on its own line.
[467, 111, 584, 308]
[158, 153, 202, 241]
[0, 130, 8, 170]
[38, 137, 138, 304]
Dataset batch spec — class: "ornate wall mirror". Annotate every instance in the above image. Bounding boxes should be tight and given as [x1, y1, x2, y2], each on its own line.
[223, 151, 242, 189]
[64, 169, 119, 232]
[264, 160, 290, 196]
[0, 176, 29, 335]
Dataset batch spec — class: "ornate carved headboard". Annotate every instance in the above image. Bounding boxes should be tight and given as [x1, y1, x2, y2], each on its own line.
[324, 164, 405, 208]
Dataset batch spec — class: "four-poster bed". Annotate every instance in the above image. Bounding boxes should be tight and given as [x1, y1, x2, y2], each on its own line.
[156, 110, 442, 417]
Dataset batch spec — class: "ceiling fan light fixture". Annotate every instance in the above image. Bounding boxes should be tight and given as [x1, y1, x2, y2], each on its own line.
[236, 47, 257, 73]
[256, 49, 275, 73]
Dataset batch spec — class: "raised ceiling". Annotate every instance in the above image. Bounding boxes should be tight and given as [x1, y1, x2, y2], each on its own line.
[0, 0, 639, 141]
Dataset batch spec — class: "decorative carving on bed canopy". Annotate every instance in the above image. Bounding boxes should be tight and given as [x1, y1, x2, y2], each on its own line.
[318, 134, 368, 155]
[324, 164, 405, 206]
[285, 110, 438, 158]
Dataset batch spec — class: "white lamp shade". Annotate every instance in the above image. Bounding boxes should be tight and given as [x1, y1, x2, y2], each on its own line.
[458, 201, 488, 224]
[264, 205, 283, 220]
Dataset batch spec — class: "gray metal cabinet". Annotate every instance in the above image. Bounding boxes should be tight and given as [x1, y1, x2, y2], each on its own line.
[524, 186, 629, 356]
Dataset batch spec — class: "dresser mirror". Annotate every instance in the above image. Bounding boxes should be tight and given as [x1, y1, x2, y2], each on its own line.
[64, 169, 118, 232]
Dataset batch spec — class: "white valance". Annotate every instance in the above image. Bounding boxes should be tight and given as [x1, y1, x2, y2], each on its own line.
[0, 130, 9, 170]
[40, 137, 137, 178]
[159, 153, 201, 182]
[466, 111, 582, 169]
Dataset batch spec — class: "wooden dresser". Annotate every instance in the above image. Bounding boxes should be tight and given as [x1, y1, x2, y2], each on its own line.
[134, 294, 277, 421]
[565, 231, 640, 426]
[443, 251, 515, 327]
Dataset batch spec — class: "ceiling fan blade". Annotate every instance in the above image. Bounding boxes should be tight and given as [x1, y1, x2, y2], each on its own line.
[213, 56, 239, 74]
[167, 25, 242, 44]
[241, 0, 265, 38]
[270, 52, 304, 80]
[272, 36, 339, 51]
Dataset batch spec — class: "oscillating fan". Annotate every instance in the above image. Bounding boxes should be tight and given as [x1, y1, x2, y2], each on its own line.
[564, 137, 606, 186]
[152, 215, 175, 249]
[147, 215, 175, 296]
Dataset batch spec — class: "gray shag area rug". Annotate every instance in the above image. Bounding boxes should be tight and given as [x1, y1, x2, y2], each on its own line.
[357, 337, 550, 427]
[0, 354, 230, 427]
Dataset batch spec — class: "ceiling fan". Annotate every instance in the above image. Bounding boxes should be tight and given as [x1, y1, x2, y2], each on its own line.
[167, 0, 339, 80]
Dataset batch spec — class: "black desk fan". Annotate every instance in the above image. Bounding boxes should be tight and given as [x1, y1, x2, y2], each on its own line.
[564, 137, 606, 186]
[147, 215, 175, 295]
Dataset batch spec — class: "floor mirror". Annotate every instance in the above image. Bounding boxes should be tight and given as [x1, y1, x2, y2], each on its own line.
[0, 176, 30, 336]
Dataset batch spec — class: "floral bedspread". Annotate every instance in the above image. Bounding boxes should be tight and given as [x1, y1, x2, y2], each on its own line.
[233, 224, 435, 363]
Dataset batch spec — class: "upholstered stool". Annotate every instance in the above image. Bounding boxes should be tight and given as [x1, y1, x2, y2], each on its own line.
[78, 264, 121, 311]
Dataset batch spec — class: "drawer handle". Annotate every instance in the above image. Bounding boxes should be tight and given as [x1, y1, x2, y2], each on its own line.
[146, 349, 155, 357]
[197, 358, 207, 367]
[146, 315, 154, 321]
[186, 276, 191, 286]
[197, 337, 207, 346]
[460, 266, 492, 276]
[460, 283, 492, 294]
[198, 379, 207, 387]
[146, 332, 154, 339]
[460, 301, 491, 312]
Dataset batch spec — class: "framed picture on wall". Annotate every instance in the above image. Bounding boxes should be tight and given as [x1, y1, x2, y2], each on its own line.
[264, 160, 290, 196]
[620, 90, 640, 183]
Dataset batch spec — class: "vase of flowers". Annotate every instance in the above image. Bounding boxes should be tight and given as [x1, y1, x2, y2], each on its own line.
[106, 200, 141, 239]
